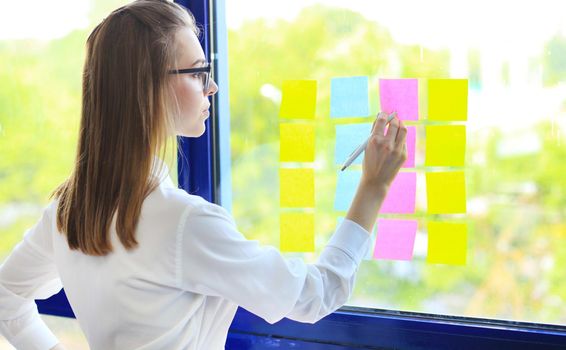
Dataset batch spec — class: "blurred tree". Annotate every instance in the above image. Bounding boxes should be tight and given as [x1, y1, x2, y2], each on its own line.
[0, 2, 130, 262]
[542, 34, 566, 86]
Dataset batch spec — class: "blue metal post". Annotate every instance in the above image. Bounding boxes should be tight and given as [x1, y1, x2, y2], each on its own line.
[176, 0, 216, 203]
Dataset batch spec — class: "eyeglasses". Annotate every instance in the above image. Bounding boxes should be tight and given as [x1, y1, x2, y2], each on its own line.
[168, 62, 212, 91]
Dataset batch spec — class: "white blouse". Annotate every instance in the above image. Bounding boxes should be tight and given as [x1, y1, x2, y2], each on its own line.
[0, 161, 371, 350]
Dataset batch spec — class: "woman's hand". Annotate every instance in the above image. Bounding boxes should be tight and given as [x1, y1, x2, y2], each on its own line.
[361, 112, 407, 190]
[345, 112, 407, 233]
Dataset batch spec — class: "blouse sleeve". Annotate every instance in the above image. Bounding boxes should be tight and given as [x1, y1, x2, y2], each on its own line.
[179, 201, 371, 324]
[0, 203, 62, 349]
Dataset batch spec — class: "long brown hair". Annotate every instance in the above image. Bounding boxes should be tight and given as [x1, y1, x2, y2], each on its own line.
[50, 0, 199, 256]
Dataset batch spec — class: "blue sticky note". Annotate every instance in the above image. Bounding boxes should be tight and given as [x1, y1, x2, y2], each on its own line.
[335, 123, 372, 165]
[334, 170, 362, 211]
[330, 76, 370, 118]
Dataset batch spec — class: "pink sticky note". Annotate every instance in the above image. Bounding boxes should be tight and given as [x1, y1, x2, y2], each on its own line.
[374, 219, 418, 261]
[379, 79, 419, 121]
[403, 126, 416, 168]
[380, 172, 416, 214]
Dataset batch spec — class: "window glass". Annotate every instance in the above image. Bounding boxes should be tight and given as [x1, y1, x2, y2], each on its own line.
[0, 0, 138, 347]
[224, 0, 566, 326]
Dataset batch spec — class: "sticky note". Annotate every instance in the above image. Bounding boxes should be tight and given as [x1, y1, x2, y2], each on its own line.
[280, 123, 315, 162]
[427, 79, 468, 121]
[373, 219, 418, 261]
[280, 168, 315, 208]
[426, 171, 466, 214]
[380, 172, 417, 214]
[403, 126, 416, 168]
[334, 123, 372, 165]
[280, 212, 315, 252]
[425, 125, 466, 167]
[379, 79, 419, 121]
[334, 170, 362, 211]
[280, 80, 317, 119]
[330, 76, 370, 118]
[426, 221, 467, 265]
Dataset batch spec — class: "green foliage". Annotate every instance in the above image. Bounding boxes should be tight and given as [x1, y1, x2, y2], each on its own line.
[0, 32, 83, 205]
[0, 0, 161, 262]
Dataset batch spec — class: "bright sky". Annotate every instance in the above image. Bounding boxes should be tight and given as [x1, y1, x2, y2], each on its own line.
[226, 0, 566, 52]
[0, 0, 90, 40]
[1, 0, 565, 46]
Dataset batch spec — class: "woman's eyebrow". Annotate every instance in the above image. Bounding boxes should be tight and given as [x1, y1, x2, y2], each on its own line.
[192, 58, 206, 66]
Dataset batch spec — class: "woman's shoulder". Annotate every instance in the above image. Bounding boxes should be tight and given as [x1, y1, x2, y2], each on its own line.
[152, 184, 204, 209]
[152, 188, 237, 243]
[157, 187, 233, 224]
[154, 184, 229, 219]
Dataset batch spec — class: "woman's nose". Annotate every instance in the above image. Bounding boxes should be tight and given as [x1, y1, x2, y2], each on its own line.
[206, 79, 218, 96]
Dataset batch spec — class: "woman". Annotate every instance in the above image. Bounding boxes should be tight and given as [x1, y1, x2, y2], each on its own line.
[0, 0, 407, 349]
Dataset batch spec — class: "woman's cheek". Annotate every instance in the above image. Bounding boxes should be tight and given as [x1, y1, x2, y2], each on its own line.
[181, 80, 202, 110]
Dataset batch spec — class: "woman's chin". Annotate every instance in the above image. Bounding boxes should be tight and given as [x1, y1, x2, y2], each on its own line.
[176, 125, 206, 138]
[195, 126, 206, 137]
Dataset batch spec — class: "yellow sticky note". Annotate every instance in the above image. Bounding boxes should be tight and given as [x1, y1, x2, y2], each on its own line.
[280, 168, 315, 208]
[426, 171, 466, 214]
[280, 123, 315, 162]
[428, 79, 468, 121]
[279, 80, 317, 119]
[425, 125, 466, 167]
[280, 212, 315, 252]
[427, 221, 467, 265]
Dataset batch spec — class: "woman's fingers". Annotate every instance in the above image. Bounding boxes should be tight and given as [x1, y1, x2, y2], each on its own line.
[371, 112, 386, 133]
[385, 117, 399, 145]
[395, 120, 407, 149]
[395, 121, 408, 163]
[373, 112, 389, 136]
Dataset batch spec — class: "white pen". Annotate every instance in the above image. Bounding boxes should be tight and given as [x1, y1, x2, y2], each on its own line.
[340, 111, 397, 171]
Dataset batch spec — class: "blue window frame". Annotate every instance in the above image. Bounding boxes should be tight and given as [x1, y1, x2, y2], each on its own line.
[36, 0, 566, 348]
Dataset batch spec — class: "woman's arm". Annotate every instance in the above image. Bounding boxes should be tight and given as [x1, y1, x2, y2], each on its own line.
[177, 114, 407, 325]
[179, 200, 371, 324]
[0, 203, 62, 349]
